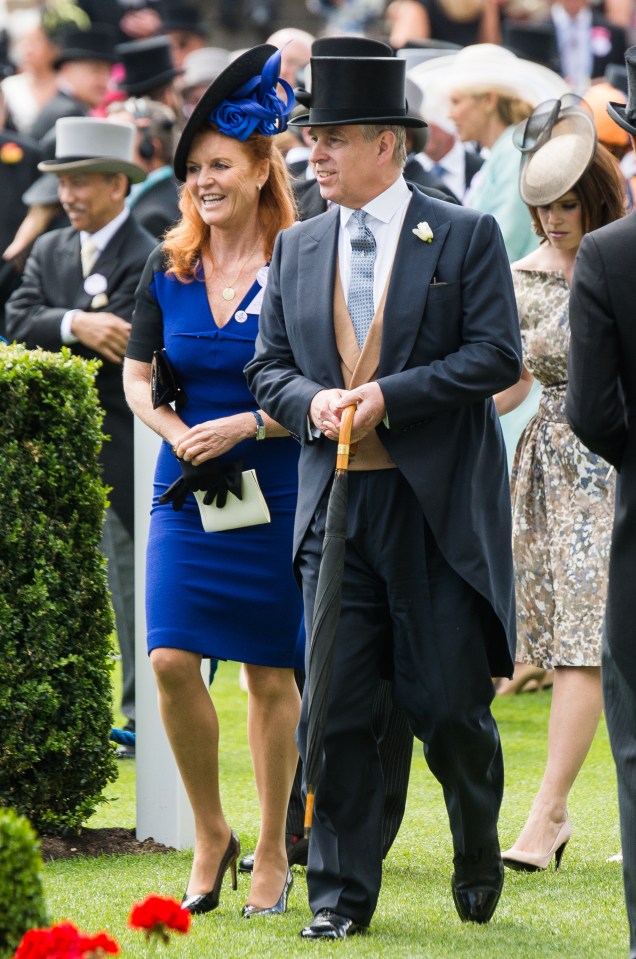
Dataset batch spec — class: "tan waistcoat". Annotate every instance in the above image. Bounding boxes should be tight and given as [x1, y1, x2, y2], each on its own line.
[333, 269, 396, 471]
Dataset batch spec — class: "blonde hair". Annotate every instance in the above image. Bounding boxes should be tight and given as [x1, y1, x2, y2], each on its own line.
[163, 129, 297, 281]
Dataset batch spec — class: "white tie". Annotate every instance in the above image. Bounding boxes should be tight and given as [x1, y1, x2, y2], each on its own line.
[81, 237, 98, 277]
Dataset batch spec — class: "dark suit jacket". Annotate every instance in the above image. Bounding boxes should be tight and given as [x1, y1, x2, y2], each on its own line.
[0, 131, 42, 255]
[567, 213, 636, 691]
[5, 215, 156, 536]
[130, 174, 181, 241]
[547, 10, 626, 80]
[30, 91, 87, 144]
[246, 186, 522, 674]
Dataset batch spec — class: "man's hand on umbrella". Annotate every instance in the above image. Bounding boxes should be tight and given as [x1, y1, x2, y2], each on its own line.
[336, 383, 386, 442]
[310, 388, 345, 440]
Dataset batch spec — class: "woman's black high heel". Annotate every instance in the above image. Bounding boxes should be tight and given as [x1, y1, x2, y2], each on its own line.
[182, 830, 240, 914]
[241, 868, 293, 917]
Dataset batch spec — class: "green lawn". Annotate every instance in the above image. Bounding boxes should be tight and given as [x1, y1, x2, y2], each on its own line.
[42, 662, 626, 959]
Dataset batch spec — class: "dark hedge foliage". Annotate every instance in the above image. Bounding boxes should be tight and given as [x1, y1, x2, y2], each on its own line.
[0, 345, 117, 834]
[0, 808, 48, 957]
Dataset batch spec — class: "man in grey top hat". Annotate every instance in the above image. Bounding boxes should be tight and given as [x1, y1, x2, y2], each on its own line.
[246, 41, 522, 939]
[567, 44, 636, 959]
[5, 117, 156, 742]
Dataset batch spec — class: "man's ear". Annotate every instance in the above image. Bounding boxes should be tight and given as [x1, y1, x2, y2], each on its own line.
[377, 130, 396, 166]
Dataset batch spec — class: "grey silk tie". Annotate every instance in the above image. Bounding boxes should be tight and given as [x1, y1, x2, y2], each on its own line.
[347, 209, 376, 350]
[81, 237, 98, 278]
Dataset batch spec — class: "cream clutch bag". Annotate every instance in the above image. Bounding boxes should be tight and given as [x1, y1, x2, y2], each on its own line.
[193, 469, 271, 532]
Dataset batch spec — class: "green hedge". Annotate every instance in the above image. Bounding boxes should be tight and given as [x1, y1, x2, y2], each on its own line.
[0, 345, 117, 834]
[0, 809, 48, 958]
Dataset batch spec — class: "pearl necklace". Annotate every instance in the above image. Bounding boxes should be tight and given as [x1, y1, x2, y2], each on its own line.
[209, 237, 262, 301]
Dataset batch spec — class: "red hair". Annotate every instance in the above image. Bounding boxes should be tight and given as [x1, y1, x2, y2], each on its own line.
[163, 127, 297, 281]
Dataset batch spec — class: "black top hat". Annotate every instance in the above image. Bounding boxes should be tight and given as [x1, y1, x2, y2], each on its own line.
[502, 21, 560, 72]
[54, 24, 117, 68]
[605, 63, 628, 96]
[116, 36, 183, 96]
[173, 44, 292, 181]
[608, 45, 636, 136]
[294, 37, 393, 107]
[289, 56, 426, 129]
[160, 2, 207, 36]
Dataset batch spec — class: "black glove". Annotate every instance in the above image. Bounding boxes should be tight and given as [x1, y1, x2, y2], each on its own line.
[159, 459, 243, 511]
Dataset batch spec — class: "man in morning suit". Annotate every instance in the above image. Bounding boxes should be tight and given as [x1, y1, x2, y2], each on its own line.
[5, 116, 156, 740]
[567, 45, 636, 959]
[245, 45, 522, 939]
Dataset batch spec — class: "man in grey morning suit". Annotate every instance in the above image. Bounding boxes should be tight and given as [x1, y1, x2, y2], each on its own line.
[245, 44, 522, 939]
[567, 45, 636, 959]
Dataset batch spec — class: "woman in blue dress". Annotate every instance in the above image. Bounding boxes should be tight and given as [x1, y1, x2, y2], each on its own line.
[123, 46, 302, 919]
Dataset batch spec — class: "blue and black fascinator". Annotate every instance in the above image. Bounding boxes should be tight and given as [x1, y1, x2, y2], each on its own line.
[173, 44, 294, 181]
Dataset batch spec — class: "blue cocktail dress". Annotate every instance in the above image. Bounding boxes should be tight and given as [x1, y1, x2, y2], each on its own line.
[127, 247, 304, 668]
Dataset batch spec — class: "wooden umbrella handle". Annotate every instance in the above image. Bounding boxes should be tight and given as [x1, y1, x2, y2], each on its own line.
[336, 404, 356, 471]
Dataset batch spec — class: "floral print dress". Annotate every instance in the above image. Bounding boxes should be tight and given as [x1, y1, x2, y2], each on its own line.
[511, 268, 615, 668]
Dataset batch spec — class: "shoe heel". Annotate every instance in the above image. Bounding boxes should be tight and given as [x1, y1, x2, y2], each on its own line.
[230, 857, 238, 890]
[554, 839, 569, 871]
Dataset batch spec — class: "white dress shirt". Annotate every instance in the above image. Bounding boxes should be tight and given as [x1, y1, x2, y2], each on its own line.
[551, 3, 593, 94]
[338, 175, 411, 310]
[418, 140, 470, 203]
[61, 206, 131, 343]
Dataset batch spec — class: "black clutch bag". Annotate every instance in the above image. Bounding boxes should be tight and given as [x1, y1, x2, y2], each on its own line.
[150, 349, 186, 410]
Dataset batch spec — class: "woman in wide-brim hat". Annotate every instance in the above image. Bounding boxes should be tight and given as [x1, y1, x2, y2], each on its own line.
[123, 44, 303, 918]
[410, 44, 570, 262]
[493, 94, 625, 872]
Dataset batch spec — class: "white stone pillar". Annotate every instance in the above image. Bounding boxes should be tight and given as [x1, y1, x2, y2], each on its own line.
[134, 419, 195, 849]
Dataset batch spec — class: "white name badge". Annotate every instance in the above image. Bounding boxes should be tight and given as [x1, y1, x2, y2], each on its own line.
[84, 273, 108, 296]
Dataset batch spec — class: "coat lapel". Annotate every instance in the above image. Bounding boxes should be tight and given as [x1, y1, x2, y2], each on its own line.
[297, 209, 344, 388]
[379, 189, 451, 377]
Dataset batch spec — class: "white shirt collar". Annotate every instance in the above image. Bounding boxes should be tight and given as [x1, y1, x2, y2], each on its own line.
[80, 206, 130, 252]
[551, 3, 592, 28]
[339, 175, 411, 229]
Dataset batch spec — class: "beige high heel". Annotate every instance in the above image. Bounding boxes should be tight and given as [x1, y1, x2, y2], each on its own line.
[502, 819, 572, 872]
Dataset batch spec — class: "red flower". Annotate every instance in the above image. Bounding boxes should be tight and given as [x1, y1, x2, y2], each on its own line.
[12, 923, 120, 959]
[128, 895, 191, 943]
[78, 932, 120, 958]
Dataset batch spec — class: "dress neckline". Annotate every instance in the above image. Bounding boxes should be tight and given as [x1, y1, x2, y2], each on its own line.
[202, 273, 262, 330]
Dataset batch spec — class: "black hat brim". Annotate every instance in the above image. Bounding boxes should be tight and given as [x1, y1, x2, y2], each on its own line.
[118, 66, 183, 95]
[289, 112, 426, 128]
[54, 47, 117, 68]
[607, 100, 636, 136]
[174, 43, 278, 181]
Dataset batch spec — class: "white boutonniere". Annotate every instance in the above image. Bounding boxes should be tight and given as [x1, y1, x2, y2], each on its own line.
[413, 221, 434, 243]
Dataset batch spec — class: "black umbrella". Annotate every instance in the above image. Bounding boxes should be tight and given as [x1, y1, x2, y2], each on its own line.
[304, 404, 356, 838]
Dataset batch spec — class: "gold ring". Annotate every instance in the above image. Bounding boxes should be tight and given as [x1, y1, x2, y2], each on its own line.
[172, 445, 178, 455]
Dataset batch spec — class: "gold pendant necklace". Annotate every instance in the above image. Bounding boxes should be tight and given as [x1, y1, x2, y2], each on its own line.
[211, 236, 262, 302]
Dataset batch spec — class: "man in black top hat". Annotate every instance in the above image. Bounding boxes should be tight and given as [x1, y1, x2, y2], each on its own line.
[160, 2, 208, 71]
[116, 35, 184, 116]
[246, 41, 522, 939]
[30, 25, 117, 144]
[567, 45, 636, 959]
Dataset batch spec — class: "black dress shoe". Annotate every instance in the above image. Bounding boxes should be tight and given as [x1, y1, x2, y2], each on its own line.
[300, 909, 364, 940]
[239, 834, 308, 873]
[451, 867, 504, 924]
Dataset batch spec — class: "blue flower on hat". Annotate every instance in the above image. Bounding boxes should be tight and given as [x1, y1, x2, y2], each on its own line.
[210, 48, 294, 141]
